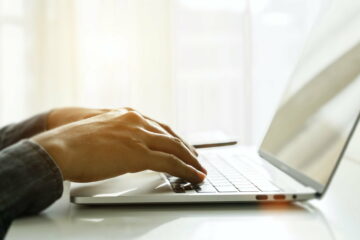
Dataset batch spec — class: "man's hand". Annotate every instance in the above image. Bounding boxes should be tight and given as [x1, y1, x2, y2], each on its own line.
[47, 107, 110, 130]
[33, 108, 206, 184]
[47, 107, 198, 156]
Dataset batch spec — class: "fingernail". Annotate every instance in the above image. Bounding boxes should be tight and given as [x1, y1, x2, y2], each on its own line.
[201, 166, 208, 175]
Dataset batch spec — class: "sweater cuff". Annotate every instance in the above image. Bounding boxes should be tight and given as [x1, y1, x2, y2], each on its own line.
[0, 139, 63, 219]
[0, 111, 50, 150]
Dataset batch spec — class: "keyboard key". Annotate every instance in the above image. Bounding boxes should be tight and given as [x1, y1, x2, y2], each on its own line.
[231, 176, 247, 180]
[234, 184, 254, 188]
[167, 176, 187, 184]
[233, 181, 252, 185]
[215, 186, 238, 192]
[173, 186, 185, 193]
[214, 183, 234, 187]
[237, 187, 259, 192]
[195, 185, 217, 193]
[182, 183, 194, 191]
[207, 175, 224, 179]
[209, 179, 230, 184]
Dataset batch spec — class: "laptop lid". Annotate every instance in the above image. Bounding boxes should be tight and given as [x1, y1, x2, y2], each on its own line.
[258, 0, 360, 196]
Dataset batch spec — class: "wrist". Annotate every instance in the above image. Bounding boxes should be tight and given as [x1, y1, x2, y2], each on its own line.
[47, 108, 62, 130]
[32, 132, 69, 180]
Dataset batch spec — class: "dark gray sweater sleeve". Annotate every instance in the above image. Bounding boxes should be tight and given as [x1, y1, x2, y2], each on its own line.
[0, 113, 64, 239]
[0, 112, 49, 151]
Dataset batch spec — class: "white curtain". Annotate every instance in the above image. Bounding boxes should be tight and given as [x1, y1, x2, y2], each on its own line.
[0, 0, 324, 144]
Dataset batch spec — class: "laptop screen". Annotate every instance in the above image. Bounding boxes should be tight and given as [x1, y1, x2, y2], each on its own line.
[259, 0, 360, 191]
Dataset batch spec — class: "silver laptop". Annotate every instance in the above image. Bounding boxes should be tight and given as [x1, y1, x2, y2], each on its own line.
[70, 2, 360, 204]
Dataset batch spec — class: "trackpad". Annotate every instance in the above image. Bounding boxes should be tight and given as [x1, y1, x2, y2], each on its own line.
[70, 171, 171, 197]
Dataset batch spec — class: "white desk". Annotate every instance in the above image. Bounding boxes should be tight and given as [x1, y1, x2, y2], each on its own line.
[7, 156, 360, 240]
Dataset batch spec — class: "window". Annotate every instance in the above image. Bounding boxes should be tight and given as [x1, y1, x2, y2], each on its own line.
[0, 0, 26, 125]
[0, 0, 325, 144]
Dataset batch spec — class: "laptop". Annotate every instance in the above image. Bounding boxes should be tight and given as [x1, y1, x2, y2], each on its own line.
[70, 2, 360, 204]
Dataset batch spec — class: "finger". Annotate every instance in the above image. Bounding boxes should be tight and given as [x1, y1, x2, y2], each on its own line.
[148, 151, 206, 184]
[145, 133, 207, 174]
[161, 123, 198, 156]
[144, 116, 198, 156]
[142, 123, 207, 173]
[143, 120, 168, 135]
[122, 107, 198, 156]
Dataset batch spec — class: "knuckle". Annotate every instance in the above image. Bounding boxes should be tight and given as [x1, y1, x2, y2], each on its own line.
[161, 123, 171, 131]
[170, 136, 182, 145]
[125, 111, 143, 121]
[124, 107, 136, 112]
[132, 126, 144, 135]
[100, 108, 111, 112]
[170, 137, 188, 153]
[126, 136, 142, 146]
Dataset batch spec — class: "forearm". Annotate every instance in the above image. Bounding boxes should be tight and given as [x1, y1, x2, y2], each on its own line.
[0, 140, 63, 239]
[0, 112, 49, 151]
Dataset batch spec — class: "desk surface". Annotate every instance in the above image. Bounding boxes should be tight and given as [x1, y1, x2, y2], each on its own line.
[7, 156, 360, 240]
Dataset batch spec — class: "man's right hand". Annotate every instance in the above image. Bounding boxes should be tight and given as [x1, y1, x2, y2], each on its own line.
[32, 108, 207, 184]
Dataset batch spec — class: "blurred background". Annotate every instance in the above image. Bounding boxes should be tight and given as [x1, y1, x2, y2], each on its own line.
[0, 0, 337, 147]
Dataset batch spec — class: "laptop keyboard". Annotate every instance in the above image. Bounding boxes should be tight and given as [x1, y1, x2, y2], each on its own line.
[167, 153, 281, 193]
